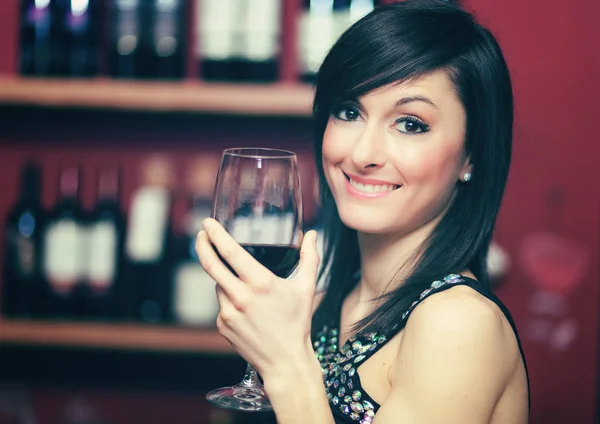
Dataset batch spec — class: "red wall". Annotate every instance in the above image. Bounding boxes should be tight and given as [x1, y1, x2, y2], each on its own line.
[0, 0, 17, 74]
[460, 0, 600, 422]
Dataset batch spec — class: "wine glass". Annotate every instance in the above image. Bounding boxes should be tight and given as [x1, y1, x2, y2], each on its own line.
[205, 148, 303, 411]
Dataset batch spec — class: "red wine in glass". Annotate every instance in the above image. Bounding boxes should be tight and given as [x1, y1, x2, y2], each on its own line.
[215, 244, 300, 279]
[205, 148, 303, 411]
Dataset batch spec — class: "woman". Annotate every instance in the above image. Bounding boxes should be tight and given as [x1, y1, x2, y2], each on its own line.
[196, 0, 530, 422]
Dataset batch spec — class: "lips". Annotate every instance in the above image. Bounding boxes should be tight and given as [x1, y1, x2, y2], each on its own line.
[343, 171, 401, 195]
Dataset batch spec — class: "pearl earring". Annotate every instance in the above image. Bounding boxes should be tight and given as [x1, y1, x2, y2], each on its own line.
[463, 172, 472, 182]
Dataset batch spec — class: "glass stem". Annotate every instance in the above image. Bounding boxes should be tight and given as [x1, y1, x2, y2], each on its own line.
[240, 363, 262, 388]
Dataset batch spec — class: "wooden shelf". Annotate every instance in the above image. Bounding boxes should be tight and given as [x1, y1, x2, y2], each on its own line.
[0, 319, 236, 354]
[0, 76, 314, 117]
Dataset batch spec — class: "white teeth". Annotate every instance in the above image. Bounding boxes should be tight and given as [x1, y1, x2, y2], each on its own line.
[349, 178, 397, 193]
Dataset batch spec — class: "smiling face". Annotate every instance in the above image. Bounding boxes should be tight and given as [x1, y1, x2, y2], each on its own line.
[321, 69, 472, 236]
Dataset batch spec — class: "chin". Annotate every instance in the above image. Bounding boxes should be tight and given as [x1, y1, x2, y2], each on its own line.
[338, 208, 396, 235]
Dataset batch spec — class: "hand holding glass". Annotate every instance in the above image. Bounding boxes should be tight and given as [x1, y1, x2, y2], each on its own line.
[205, 148, 303, 411]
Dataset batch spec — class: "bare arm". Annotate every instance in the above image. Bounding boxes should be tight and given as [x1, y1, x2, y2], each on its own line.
[373, 288, 520, 423]
[260, 291, 333, 423]
[263, 347, 335, 424]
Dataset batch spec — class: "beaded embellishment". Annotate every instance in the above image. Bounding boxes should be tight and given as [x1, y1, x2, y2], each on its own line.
[313, 274, 465, 422]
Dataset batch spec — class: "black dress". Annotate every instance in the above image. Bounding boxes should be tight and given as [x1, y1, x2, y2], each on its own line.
[312, 273, 530, 424]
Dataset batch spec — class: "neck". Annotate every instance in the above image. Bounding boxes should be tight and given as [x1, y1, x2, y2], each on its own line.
[355, 217, 440, 303]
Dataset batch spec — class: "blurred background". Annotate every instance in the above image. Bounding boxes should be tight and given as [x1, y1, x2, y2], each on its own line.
[0, 0, 597, 423]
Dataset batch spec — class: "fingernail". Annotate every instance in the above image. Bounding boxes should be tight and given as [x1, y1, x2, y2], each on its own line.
[203, 218, 212, 229]
[198, 230, 206, 238]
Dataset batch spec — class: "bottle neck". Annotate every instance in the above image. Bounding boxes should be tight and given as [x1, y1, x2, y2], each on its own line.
[97, 169, 120, 202]
[19, 164, 41, 204]
[59, 167, 80, 201]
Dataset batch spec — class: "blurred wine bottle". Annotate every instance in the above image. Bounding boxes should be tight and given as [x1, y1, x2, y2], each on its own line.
[298, 0, 374, 83]
[146, 0, 187, 79]
[82, 168, 124, 320]
[42, 166, 86, 318]
[172, 156, 219, 326]
[19, 0, 61, 76]
[197, 0, 236, 81]
[344, 0, 374, 34]
[297, 0, 336, 83]
[234, 0, 281, 82]
[108, 0, 142, 78]
[124, 156, 174, 324]
[58, 0, 101, 77]
[1, 162, 45, 318]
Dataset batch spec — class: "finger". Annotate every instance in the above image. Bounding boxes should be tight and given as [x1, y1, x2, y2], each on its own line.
[215, 284, 227, 303]
[215, 285, 247, 314]
[215, 285, 242, 320]
[215, 285, 230, 310]
[295, 230, 320, 287]
[202, 217, 271, 283]
[195, 230, 245, 298]
[215, 286, 252, 349]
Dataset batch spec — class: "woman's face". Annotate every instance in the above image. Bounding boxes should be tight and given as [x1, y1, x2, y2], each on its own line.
[322, 70, 471, 236]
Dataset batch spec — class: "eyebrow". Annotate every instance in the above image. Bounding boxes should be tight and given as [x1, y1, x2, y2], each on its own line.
[395, 96, 438, 109]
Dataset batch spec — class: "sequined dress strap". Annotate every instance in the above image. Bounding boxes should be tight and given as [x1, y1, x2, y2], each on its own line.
[314, 273, 469, 423]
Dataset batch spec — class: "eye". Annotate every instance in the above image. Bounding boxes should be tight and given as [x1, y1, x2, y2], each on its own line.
[395, 117, 430, 134]
[333, 106, 361, 122]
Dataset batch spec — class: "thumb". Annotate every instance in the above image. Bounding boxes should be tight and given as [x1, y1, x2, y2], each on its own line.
[295, 230, 321, 286]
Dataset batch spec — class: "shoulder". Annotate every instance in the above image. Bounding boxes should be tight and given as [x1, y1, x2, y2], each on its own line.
[395, 284, 520, 396]
[408, 284, 507, 338]
[405, 284, 518, 364]
[377, 284, 525, 422]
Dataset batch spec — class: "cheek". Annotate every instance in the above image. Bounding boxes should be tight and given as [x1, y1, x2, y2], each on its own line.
[322, 121, 349, 166]
[400, 142, 462, 185]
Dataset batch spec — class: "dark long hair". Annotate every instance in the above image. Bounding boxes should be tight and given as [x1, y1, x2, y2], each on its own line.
[311, 0, 514, 337]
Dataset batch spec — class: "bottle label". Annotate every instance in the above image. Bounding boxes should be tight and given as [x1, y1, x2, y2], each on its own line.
[262, 214, 296, 244]
[198, 0, 236, 60]
[227, 213, 296, 244]
[115, 0, 140, 56]
[87, 221, 118, 290]
[11, 211, 38, 278]
[174, 262, 219, 325]
[229, 216, 254, 244]
[332, 10, 351, 42]
[154, 0, 179, 58]
[186, 202, 212, 262]
[349, 0, 375, 24]
[186, 204, 212, 238]
[241, 0, 281, 61]
[44, 219, 85, 294]
[125, 187, 169, 262]
[6, 228, 36, 279]
[335, 1, 374, 38]
[16, 235, 36, 278]
[299, 10, 335, 74]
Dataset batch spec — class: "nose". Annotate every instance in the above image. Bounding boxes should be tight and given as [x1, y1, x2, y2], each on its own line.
[350, 123, 387, 171]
